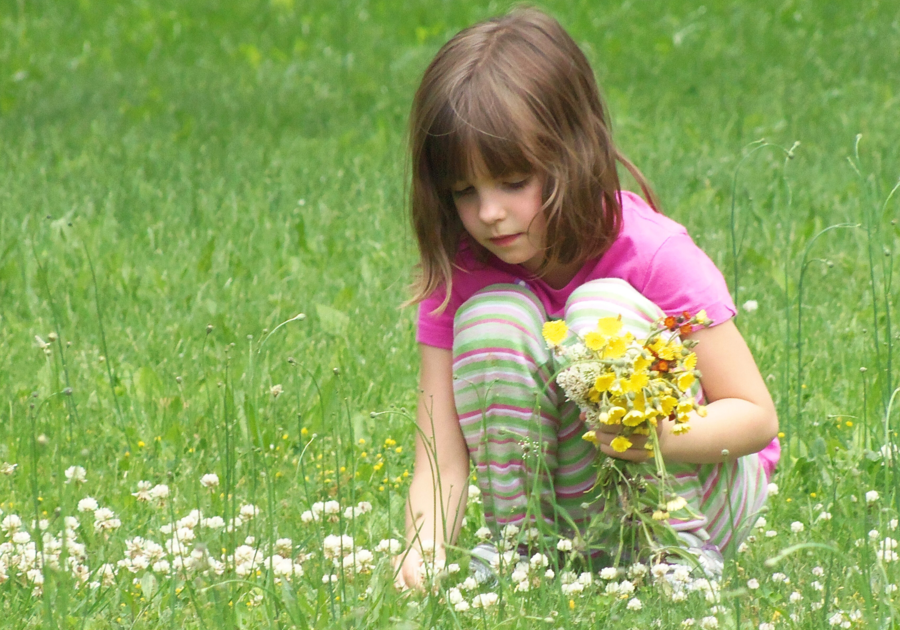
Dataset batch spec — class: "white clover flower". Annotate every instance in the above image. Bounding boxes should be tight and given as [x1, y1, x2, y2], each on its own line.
[149, 484, 170, 501]
[475, 527, 492, 541]
[759, 623, 775, 630]
[448, 587, 464, 605]
[322, 574, 338, 584]
[816, 511, 832, 522]
[765, 530, 777, 538]
[747, 578, 760, 590]
[556, 538, 573, 552]
[828, 612, 845, 626]
[200, 473, 219, 489]
[869, 529, 880, 540]
[578, 572, 593, 586]
[650, 563, 670, 580]
[64, 466, 87, 485]
[461, 576, 478, 591]
[681, 618, 695, 627]
[501, 523, 520, 540]
[890, 519, 898, 531]
[132, 481, 152, 502]
[561, 582, 584, 596]
[754, 517, 767, 530]
[270, 384, 283, 398]
[471, 592, 498, 608]
[812, 581, 824, 591]
[790, 521, 805, 533]
[766, 482, 778, 495]
[1, 514, 22, 534]
[322, 534, 353, 560]
[599, 566, 618, 580]
[866, 490, 880, 504]
[374, 539, 401, 555]
[77, 497, 99, 513]
[12, 531, 31, 545]
[454, 600, 470, 612]
[300, 510, 316, 523]
[884, 584, 898, 594]
[627, 562, 648, 579]
[560, 570, 577, 585]
[771, 572, 788, 583]
[239, 504, 259, 520]
[626, 597, 642, 611]
[812, 566, 824, 576]
[201, 516, 225, 529]
[789, 591, 802, 602]
[64, 516, 79, 530]
[742, 300, 759, 313]
[544, 568, 555, 579]
[511, 568, 528, 583]
[737, 542, 749, 553]
[699, 617, 719, 629]
[530, 553, 549, 569]
[468, 484, 482, 504]
[274, 538, 293, 557]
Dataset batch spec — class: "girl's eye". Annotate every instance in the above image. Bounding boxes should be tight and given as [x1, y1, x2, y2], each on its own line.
[451, 187, 474, 198]
[504, 176, 531, 190]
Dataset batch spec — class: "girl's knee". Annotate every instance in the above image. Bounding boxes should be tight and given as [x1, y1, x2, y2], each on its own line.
[565, 278, 663, 336]
[453, 284, 547, 353]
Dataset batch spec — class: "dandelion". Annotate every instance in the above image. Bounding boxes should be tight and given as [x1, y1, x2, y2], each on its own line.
[200, 473, 219, 489]
[65, 466, 87, 484]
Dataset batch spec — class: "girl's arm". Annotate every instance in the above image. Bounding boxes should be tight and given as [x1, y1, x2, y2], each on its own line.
[397, 344, 470, 588]
[595, 319, 778, 464]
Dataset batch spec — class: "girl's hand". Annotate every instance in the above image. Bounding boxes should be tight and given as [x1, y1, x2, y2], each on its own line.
[582, 412, 667, 463]
[392, 547, 424, 591]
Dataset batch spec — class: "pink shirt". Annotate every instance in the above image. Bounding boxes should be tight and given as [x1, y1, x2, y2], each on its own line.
[415, 190, 779, 477]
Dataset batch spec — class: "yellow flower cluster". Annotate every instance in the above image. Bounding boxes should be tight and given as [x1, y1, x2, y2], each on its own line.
[543, 313, 708, 455]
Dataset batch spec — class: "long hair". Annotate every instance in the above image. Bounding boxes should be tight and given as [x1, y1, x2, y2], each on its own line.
[407, 7, 659, 311]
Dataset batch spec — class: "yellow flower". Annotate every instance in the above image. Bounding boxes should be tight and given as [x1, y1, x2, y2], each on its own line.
[622, 371, 649, 393]
[623, 410, 645, 427]
[604, 335, 628, 359]
[652, 510, 670, 521]
[596, 316, 623, 336]
[683, 352, 697, 370]
[542, 320, 568, 346]
[594, 373, 615, 393]
[672, 423, 691, 435]
[695, 310, 709, 325]
[610, 435, 632, 452]
[584, 331, 606, 351]
[582, 430, 599, 446]
[697, 405, 708, 417]
[607, 406, 626, 424]
[677, 372, 695, 392]
[633, 353, 652, 372]
[660, 395, 678, 415]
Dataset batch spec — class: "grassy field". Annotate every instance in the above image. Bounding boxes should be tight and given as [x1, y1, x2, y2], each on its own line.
[1, 0, 899, 627]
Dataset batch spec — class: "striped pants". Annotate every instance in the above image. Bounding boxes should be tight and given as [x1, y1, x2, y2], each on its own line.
[452, 279, 768, 555]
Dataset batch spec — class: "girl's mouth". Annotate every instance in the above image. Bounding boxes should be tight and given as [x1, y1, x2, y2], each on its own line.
[489, 234, 520, 247]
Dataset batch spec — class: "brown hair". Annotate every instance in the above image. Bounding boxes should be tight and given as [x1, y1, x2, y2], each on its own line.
[407, 7, 659, 311]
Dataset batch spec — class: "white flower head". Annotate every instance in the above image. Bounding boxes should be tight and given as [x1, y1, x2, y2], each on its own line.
[200, 473, 219, 489]
[790, 521, 805, 533]
[65, 466, 87, 484]
[866, 490, 880, 504]
[742, 300, 759, 312]
[77, 497, 99, 513]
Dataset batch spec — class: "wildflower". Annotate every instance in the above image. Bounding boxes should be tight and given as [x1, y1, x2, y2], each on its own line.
[77, 497, 99, 513]
[471, 592, 498, 609]
[375, 539, 402, 554]
[270, 384, 283, 398]
[12, 531, 30, 544]
[542, 321, 568, 347]
[611, 435, 632, 452]
[699, 617, 719, 629]
[681, 620, 695, 628]
[627, 563, 648, 579]
[200, 473, 219, 489]
[754, 517, 767, 530]
[789, 591, 802, 602]
[93, 508, 121, 532]
[149, 484, 170, 501]
[454, 600, 470, 612]
[530, 553, 549, 569]
[557, 538, 573, 552]
[501, 523, 520, 540]
[461, 576, 478, 591]
[759, 624, 775, 630]
[816, 511, 832, 522]
[766, 482, 778, 495]
[561, 582, 584, 596]
[626, 597, 642, 610]
[811, 566, 824, 576]
[771, 572, 788, 583]
[0, 462, 16, 476]
[765, 530, 777, 538]
[742, 300, 759, 313]
[132, 481, 152, 502]
[866, 490, 880, 504]
[1, 514, 22, 534]
[747, 578, 760, 589]
[666, 496, 687, 512]
[239, 504, 259, 520]
[64, 466, 87, 484]
[790, 521, 804, 533]
[869, 529, 880, 540]
[600, 567, 618, 580]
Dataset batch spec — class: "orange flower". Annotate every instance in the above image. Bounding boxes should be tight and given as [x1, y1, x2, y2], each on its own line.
[664, 316, 677, 330]
[656, 359, 670, 372]
[680, 323, 693, 335]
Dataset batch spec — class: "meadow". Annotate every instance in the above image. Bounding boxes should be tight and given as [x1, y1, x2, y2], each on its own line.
[0, 0, 898, 627]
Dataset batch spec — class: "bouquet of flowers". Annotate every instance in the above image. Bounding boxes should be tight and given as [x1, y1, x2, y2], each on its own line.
[542, 311, 711, 561]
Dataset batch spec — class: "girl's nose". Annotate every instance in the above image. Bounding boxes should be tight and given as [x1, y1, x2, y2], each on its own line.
[478, 193, 505, 224]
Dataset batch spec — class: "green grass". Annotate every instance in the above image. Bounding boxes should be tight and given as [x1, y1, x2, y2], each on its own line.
[0, 0, 898, 627]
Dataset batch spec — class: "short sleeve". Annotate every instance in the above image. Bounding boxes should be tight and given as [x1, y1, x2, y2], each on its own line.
[639, 233, 736, 326]
[415, 288, 456, 350]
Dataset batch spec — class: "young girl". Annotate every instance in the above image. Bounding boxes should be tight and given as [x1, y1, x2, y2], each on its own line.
[397, 7, 779, 588]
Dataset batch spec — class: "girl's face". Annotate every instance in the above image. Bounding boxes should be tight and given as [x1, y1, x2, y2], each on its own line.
[451, 169, 548, 274]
